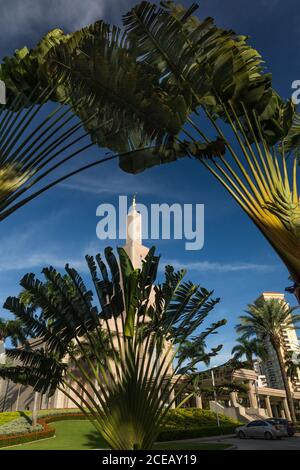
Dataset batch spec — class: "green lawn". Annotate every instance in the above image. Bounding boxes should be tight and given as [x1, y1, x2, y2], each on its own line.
[1, 420, 229, 450]
[2, 420, 109, 450]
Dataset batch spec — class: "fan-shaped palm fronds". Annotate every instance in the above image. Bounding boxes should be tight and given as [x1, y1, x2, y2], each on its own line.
[122, 3, 300, 302]
[4, 2, 295, 272]
[189, 104, 300, 301]
[281, 112, 300, 159]
[1, 15, 225, 175]
[0, 247, 225, 449]
[0, 86, 137, 221]
[123, 1, 288, 144]
[0, 29, 70, 102]
[236, 298, 300, 422]
[122, 2, 300, 304]
[2, 0, 278, 175]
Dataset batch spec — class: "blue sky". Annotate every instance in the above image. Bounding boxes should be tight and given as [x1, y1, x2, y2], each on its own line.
[0, 0, 298, 366]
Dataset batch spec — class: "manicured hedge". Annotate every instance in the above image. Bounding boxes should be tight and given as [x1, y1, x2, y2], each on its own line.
[0, 417, 42, 436]
[158, 408, 240, 441]
[43, 413, 90, 423]
[38, 408, 86, 418]
[0, 412, 29, 426]
[0, 413, 91, 448]
[0, 419, 55, 448]
[0, 409, 81, 426]
[157, 424, 237, 442]
[163, 408, 240, 429]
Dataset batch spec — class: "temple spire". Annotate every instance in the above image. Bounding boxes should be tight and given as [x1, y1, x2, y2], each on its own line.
[126, 195, 141, 245]
[123, 196, 149, 268]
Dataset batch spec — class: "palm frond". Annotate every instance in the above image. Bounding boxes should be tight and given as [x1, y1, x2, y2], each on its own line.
[123, 1, 287, 144]
[0, 85, 122, 221]
[281, 112, 300, 159]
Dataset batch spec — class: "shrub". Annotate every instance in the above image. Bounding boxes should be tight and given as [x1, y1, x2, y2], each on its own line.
[0, 408, 85, 427]
[43, 413, 91, 423]
[37, 408, 84, 418]
[0, 417, 42, 436]
[157, 424, 237, 442]
[163, 408, 240, 429]
[0, 420, 55, 448]
[157, 408, 240, 442]
[0, 412, 30, 426]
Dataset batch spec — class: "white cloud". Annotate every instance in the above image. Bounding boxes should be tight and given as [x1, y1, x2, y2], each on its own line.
[0, 213, 99, 274]
[159, 259, 276, 273]
[0, 252, 86, 273]
[60, 173, 156, 196]
[0, 0, 117, 36]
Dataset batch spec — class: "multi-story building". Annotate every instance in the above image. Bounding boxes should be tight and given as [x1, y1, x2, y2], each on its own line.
[257, 292, 300, 392]
[253, 360, 268, 388]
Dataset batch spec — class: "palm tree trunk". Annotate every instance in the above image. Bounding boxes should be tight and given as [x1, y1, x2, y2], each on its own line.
[15, 384, 21, 411]
[274, 343, 297, 422]
[293, 279, 300, 306]
[1, 380, 10, 412]
[32, 391, 39, 426]
[286, 274, 300, 306]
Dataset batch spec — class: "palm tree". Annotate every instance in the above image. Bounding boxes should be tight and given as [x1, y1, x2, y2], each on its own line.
[2, 2, 299, 301]
[0, 318, 28, 346]
[236, 298, 300, 422]
[231, 337, 267, 368]
[285, 350, 300, 383]
[0, 247, 226, 450]
[0, 317, 29, 411]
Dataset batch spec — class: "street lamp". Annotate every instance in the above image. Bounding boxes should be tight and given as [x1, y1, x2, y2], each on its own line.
[211, 369, 220, 427]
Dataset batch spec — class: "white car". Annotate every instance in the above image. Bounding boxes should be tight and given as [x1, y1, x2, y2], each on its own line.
[236, 420, 287, 440]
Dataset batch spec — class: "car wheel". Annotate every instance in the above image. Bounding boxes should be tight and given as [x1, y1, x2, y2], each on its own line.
[238, 431, 246, 439]
[264, 431, 273, 440]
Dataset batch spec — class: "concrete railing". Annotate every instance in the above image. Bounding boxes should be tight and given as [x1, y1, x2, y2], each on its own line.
[209, 401, 267, 423]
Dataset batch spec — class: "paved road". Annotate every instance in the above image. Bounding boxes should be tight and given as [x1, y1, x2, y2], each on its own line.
[219, 435, 300, 450]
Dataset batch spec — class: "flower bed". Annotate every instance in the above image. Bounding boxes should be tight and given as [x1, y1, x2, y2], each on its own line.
[0, 417, 42, 436]
[0, 419, 55, 448]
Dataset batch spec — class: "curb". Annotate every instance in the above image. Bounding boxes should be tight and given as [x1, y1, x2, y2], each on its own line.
[160, 434, 236, 444]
